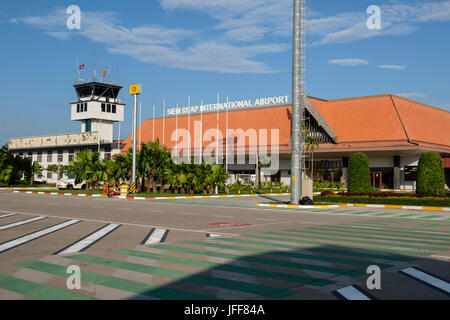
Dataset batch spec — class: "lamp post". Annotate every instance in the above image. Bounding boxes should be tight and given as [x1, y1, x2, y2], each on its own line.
[130, 84, 142, 194]
[290, 0, 305, 204]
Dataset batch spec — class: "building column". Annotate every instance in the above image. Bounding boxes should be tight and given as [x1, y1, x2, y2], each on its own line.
[393, 156, 401, 190]
[342, 157, 349, 189]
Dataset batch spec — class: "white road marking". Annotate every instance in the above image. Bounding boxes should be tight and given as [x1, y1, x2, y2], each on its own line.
[431, 255, 450, 260]
[143, 228, 169, 245]
[335, 286, 372, 300]
[0, 209, 236, 236]
[346, 225, 450, 236]
[204, 221, 292, 232]
[0, 216, 47, 231]
[401, 267, 450, 294]
[176, 212, 197, 216]
[0, 213, 16, 219]
[56, 223, 121, 255]
[0, 220, 80, 253]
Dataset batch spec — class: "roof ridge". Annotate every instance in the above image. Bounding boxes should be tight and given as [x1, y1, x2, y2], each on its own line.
[389, 94, 412, 144]
[390, 95, 450, 114]
[326, 94, 392, 102]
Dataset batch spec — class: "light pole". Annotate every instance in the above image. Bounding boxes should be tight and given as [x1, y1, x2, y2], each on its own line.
[291, 0, 305, 204]
[130, 84, 142, 194]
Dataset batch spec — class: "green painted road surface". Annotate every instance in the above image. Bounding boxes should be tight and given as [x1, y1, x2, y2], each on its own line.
[3, 216, 449, 300]
[1, 187, 450, 300]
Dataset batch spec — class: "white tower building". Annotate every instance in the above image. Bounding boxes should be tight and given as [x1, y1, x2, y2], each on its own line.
[71, 82, 125, 143]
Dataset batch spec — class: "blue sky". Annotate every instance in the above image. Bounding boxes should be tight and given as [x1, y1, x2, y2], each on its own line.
[1, 0, 449, 145]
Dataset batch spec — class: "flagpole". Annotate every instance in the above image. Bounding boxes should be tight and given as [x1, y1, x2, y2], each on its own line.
[139, 102, 142, 150]
[163, 99, 166, 146]
[118, 122, 121, 150]
[176, 103, 179, 160]
[226, 96, 229, 175]
[76, 59, 79, 83]
[153, 104, 155, 142]
[188, 96, 191, 161]
[200, 99, 203, 165]
[216, 91, 219, 165]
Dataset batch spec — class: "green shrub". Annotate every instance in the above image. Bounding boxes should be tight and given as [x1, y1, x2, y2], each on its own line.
[416, 152, 445, 195]
[348, 153, 371, 193]
[315, 195, 450, 207]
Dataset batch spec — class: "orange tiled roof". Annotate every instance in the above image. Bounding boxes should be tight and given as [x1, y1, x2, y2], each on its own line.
[122, 94, 450, 153]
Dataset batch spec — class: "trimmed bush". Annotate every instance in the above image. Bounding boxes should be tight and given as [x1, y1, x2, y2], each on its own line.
[314, 195, 450, 207]
[348, 152, 371, 193]
[417, 152, 445, 195]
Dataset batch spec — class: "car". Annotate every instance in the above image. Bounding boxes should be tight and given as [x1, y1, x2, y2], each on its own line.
[56, 174, 86, 190]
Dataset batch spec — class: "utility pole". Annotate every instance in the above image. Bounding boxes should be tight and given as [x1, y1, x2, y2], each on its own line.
[290, 0, 306, 204]
[130, 84, 142, 194]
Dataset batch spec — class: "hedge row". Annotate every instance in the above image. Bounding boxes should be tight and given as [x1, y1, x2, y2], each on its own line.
[315, 195, 450, 207]
[320, 191, 450, 198]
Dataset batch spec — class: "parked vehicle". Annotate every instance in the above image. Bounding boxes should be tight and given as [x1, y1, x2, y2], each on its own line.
[56, 174, 86, 190]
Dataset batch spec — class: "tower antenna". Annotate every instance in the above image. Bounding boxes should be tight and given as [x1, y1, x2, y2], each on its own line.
[92, 45, 96, 82]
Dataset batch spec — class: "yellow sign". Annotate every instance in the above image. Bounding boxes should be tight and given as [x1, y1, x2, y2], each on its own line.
[129, 84, 142, 95]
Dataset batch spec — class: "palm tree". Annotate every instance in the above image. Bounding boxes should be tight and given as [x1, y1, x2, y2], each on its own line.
[66, 149, 100, 189]
[304, 129, 319, 180]
[31, 161, 43, 185]
[112, 153, 132, 184]
[210, 164, 229, 195]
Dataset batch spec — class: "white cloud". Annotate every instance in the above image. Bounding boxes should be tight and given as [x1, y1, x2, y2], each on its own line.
[378, 64, 408, 71]
[12, 0, 450, 73]
[311, 0, 450, 45]
[328, 59, 369, 67]
[395, 93, 427, 99]
[14, 7, 285, 74]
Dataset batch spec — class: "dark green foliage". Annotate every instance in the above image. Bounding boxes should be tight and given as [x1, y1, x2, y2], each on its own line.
[347, 153, 371, 193]
[315, 195, 450, 207]
[416, 152, 445, 195]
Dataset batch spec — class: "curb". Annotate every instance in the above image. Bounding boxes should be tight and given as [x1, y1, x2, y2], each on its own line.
[12, 190, 107, 197]
[255, 202, 450, 212]
[118, 193, 291, 200]
[11, 190, 290, 200]
[1, 187, 57, 190]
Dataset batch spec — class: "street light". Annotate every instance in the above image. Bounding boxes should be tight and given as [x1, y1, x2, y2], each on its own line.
[291, 0, 305, 204]
[130, 84, 142, 194]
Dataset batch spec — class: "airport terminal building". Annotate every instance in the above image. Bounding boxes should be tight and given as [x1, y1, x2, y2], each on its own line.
[122, 94, 450, 190]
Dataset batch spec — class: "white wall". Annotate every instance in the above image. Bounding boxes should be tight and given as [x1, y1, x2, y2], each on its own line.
[368, 157, 393, 168]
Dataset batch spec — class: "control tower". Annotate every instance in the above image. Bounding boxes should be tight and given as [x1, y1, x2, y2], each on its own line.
[71, 81, 125, 143]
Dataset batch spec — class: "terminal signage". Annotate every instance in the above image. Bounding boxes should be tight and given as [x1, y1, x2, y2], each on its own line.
[166, 95, 290, 116]
[404, 166, 418, 181]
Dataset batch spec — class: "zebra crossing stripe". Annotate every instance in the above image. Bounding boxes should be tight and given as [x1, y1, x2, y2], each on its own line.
[0, 216, 47, 231]
[0, 220, 80, 253]
[0, 213, 16, 219]
[333, 285, 374, 300]
[400, 267, 450, 295]
[55, 223, 121, 255]
[142, 228, 169, 245]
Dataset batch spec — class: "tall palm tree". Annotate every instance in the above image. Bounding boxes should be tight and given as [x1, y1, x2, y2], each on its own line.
[31, 161, 43, 185]
[66, 149, 100, 189]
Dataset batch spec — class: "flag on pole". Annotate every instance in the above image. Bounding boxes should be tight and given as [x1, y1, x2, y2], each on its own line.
[79, 64, 86, 70]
